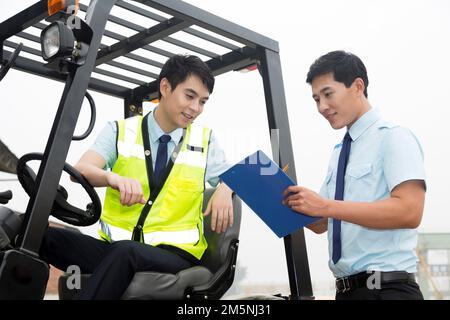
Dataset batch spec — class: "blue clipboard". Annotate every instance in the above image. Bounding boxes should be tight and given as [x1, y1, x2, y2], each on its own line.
[220, 150, 320, 238]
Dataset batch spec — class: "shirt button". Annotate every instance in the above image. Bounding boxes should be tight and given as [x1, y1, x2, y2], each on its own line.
[148, 200, 153, 205]
[144, 150, 150, 156]
[172, 151, 178, 158]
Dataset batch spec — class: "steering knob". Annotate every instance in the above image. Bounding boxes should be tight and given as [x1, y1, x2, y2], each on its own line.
[0, 190, 13, 205]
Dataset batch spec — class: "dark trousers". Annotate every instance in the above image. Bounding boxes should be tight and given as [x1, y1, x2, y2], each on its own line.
[39, 227, 194, 300]
[336, 281, 424, 300]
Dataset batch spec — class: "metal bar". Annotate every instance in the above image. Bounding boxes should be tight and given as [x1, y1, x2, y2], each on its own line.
[117, 0, 167, 23]
[100, 29, 168, 66]
[107, 60, 158, 79]
[0, 0, 47, 42]
[87, 77, 129, 98]
[258, 48, 314, 300]
[15, 28, 159, 79]
[163, 36, 218, 58]
[95, 17, 192, 66]
[80, 4, 219, 58]
[4, 40, 41, 56]
[20, 0, 120, 255]
[103, 29, 174, 58]
[116, 0, 240, 51]
[3, 44, 129, 98]
[34, 22, 166, 70]
[207, 46, 256, 76]
[93, 67, 146, 85]
[130, 46, 257, 101]
[131, 81, 158, 102]
[33, 22, 48, 30]
[112, 50, 163, 70]
[44, 20, 171, 59]
[103, 13, 218, 58]
[16, 31, 41, 43]
[135, 0, 279, 52]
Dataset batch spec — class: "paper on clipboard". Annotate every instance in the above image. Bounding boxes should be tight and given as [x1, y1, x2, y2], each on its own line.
[220, 150, 320, 238]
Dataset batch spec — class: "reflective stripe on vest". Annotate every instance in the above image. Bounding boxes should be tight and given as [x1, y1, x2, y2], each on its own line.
[100, 220, 199, 245]
[100, 115, 211, 259]
[117, 116, 145, 160]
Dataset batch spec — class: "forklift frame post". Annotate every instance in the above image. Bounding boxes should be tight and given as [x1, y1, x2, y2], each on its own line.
[258, 48, 314, 299]
[18, 0, 119, 256]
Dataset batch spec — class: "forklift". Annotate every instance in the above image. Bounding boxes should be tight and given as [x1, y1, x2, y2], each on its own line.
[0, 0, 314, 300]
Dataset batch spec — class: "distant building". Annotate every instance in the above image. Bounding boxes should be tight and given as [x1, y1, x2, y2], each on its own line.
[417, 233, 450, 300]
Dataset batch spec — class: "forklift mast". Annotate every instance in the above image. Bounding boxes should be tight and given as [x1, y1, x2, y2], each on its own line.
[0, 0, 314, 299]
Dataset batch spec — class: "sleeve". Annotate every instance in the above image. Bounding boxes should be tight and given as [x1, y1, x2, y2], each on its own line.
[205, 131, 232, 187]
[382, 126, 426, 192]
[89, 121, 118, 170]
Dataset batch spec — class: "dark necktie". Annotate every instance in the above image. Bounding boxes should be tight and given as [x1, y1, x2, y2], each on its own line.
[154, 134, 171, 185]
[332, 131, 352, 264]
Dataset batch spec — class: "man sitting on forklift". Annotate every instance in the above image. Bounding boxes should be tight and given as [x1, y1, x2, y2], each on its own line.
[39, 54, 234, 300]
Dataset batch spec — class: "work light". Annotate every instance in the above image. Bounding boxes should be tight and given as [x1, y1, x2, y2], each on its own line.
[40, 21, 75, 61]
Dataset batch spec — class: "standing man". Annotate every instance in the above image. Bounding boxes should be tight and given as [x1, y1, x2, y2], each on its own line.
[40, 54, 234, 299]
[284, 51, 426, 300]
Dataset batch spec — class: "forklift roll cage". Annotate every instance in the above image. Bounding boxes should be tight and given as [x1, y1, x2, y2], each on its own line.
[0, 0, 314, 300]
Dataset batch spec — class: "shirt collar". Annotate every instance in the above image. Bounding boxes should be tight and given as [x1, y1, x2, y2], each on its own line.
[148, 109, 183, 144]
[348, 107, 381, 141]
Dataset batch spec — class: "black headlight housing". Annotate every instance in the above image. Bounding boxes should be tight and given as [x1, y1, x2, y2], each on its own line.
[40, 21, 75, 62]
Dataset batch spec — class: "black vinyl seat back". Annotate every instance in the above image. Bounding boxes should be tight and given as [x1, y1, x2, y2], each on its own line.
[183, 188, 241, 299]
[200, 188, 241, 274]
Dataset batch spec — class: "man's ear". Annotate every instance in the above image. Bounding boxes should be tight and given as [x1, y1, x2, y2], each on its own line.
[159, 78, 171, 98]
[352, 77, 366, 96]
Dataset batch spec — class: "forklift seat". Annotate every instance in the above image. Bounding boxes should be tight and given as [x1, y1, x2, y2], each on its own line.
[58, 188, 241, 300]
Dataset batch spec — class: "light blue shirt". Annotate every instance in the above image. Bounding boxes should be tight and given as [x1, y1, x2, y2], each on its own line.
[90, 111, 231, 187]
[319, 108, 426, 278]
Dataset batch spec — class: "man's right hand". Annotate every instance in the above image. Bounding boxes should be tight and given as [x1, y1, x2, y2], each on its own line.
[106, 172, 147, 206]
[73, 150, 146, 207]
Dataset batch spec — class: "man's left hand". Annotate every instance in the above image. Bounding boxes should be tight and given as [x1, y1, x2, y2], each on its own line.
[203, 182, 234, 233]
[283, 185, 329, 217]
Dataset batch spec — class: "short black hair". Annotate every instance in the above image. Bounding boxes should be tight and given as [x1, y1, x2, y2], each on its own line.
[158, 54, 215, 99]
[306, 50, 369, 98]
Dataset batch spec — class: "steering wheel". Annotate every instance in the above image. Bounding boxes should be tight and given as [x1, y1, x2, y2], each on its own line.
[16, 153, 101, 226]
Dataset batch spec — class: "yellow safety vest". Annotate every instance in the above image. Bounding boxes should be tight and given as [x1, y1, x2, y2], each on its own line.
[100, 115, 211, 260]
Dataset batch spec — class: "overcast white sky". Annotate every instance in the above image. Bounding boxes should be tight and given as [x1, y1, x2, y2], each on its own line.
[1, 0, 449, 296]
